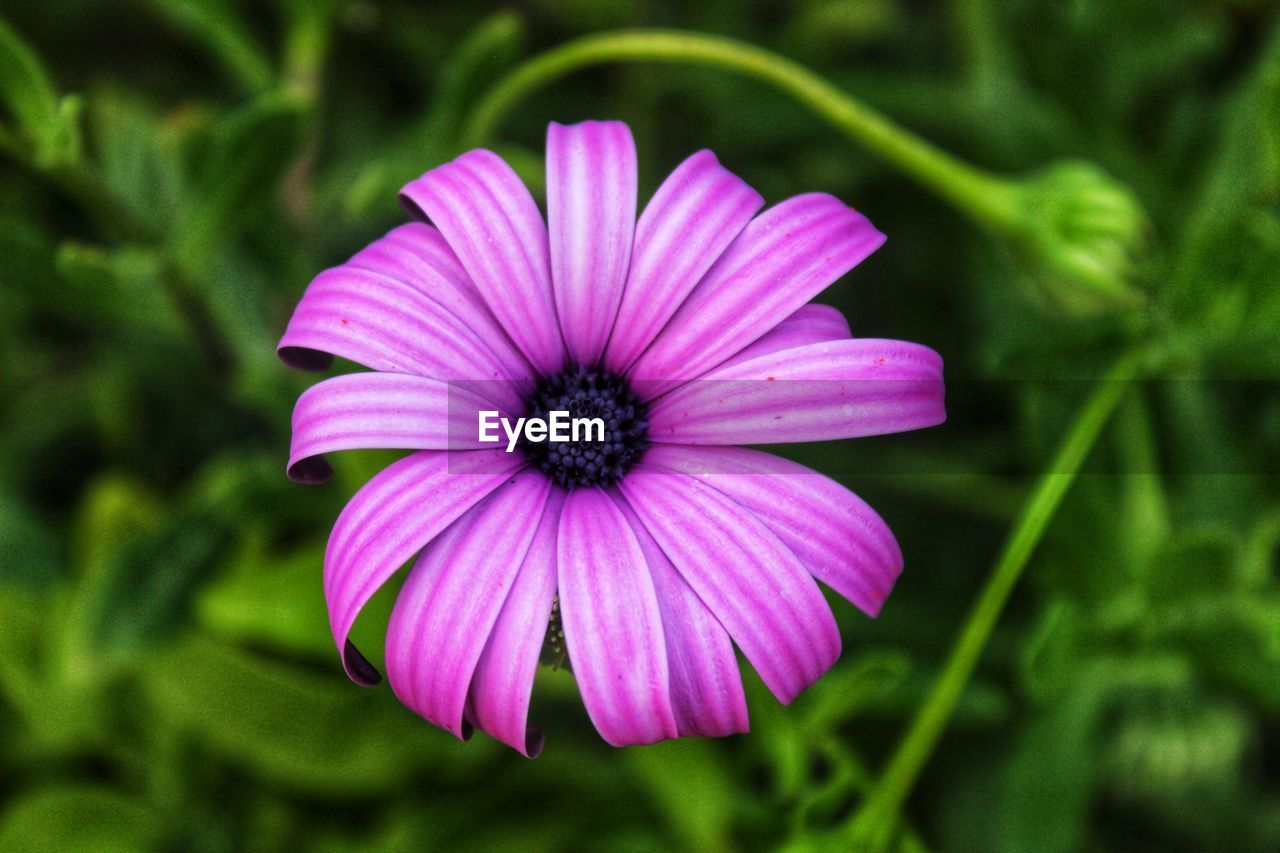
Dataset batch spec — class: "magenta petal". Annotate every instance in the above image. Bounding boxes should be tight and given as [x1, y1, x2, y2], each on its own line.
[557, 488, 678, 746]
[711, 303, 851, 369]
[547, 121, 637, 366]
[400, 150, 566, 375]
[619, 467, 841, 704]
[288, 372, 499, 483]
[641, 445, 902, 617]
[385, 471, 551, 740]
[648, 338, 946, 444]
[605, 150, 763, 373]
[628, 194, 885, 397]
[349, 222, 483, 300]
[277, 266, 527, 410]
[345, 222, 534, 384]
[469, 490, 564, 757]
[614, 498, 749, 737]
[323, 449, 523, 684]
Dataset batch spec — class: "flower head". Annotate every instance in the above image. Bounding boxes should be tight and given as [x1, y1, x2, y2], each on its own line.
[1001, 160, 1149, 315]
[279, 120, 945, 755]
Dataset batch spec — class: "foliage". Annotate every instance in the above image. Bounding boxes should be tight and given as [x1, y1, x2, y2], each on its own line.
[1, 0, 1278, 850]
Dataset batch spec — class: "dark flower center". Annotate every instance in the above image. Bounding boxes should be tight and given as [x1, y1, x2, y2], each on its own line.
[521, 366, 648, 488]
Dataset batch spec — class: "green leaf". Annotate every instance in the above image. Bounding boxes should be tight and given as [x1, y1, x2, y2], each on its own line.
[170, 94, 305, 273]
[142, 633, 471, 795]
[625, 739, 739, 852]
[138, 0, 274, 94]
[0, 16, 80, 167]
[1170, 19, 1280, 309]
[62, 475, 233, 671]
[91, 90, 190, 232]
[55, 241, 180, 335]
[1162, 595, 1280, 713]
[0, 786, 164, 852]
[197, 541, 337, 661]
[1113, 390, 1170, 566]
[743, 670, 809, 799]
[801, 648, 912, 731]
[1017, 597, 1086, 700]
[0, 486, 61, 588]
[1142, 528, 1239, 604]
[344, 11, 524, 218]
[1103, 701, 1249, 806]
[278, 0, 343, 101]
[0, 580, 47, 722]
[995, 656, 1192, 853]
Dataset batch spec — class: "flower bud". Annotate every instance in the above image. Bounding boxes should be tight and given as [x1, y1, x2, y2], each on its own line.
[1002, 160, 1149, 316]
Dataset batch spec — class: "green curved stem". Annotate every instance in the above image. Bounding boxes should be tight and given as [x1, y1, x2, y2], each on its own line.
[461, 29, 1021, 231]
[847, 350, 1144, 850]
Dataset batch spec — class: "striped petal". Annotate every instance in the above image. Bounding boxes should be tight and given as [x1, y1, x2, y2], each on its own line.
[385, 471, 552, 740]
[277, 266, 526, 412]
[615, 497, 749, 737]
[649, 339, 945, 445]
[619, 467, 841, 704]
[712, 303, 851, 370]
[287, 372, 499, 484]
[628, 194, 884, 398]
[605, 150, 763, 373]
[323, 449, 522, 684]
[400, 150, 566, 375]
[469, 490, 565, 757]
[641, 445, 902, 617]
[345, 222, 533, 385]
[547, 121, 637, 366]
[557, 488, 678, 746]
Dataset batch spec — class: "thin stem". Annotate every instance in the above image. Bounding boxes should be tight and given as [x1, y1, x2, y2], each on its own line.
[847, 350, 1143, 849]
[1114, 388, 1171, 566]
[460, 30, 1021, 230]
[281, 4, 334, 106]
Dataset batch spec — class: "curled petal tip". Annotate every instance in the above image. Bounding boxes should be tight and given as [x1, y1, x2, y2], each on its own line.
[398, 192, 427, 223]
[342, 639, 382, 686]
[287, 455, 333, 484]
[278, 345, 334, 372]
[524, 727, 545, 759]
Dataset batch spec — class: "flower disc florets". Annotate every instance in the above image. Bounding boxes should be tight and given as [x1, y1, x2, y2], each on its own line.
[522, 366, 648, 488]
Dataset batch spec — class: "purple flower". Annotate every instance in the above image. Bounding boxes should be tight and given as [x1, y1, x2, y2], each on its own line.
[279, 120, 945, 756]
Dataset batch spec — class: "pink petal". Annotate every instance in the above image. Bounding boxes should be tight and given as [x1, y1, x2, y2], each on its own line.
[557, 488, 678, 746]
[604, 150, 763, 373]
[648, 339, 946, 444]
[277, 266, 527, 410]
[547, 121, 637, 366]
[349, 222, 483, 301]
[628, 194, 885, 397]
[619, 467, 841, 704]
[323, 449, 523, 684]
[400, 150, 566, 375]
[469, 490, 565, 757]
[287, 372, 500, 484]
[385, 471, 552, 740]
[641, 445, 902, 617]
[614, 497, 749, 737]
[345, 222, 533, 385]
[712, 303, 851, 369]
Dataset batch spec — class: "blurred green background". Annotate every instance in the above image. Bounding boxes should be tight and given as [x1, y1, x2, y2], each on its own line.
[2, 0, 1279, 850]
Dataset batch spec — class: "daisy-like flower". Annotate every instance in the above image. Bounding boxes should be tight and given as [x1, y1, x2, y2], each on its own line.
[280, 120, 944, 756]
